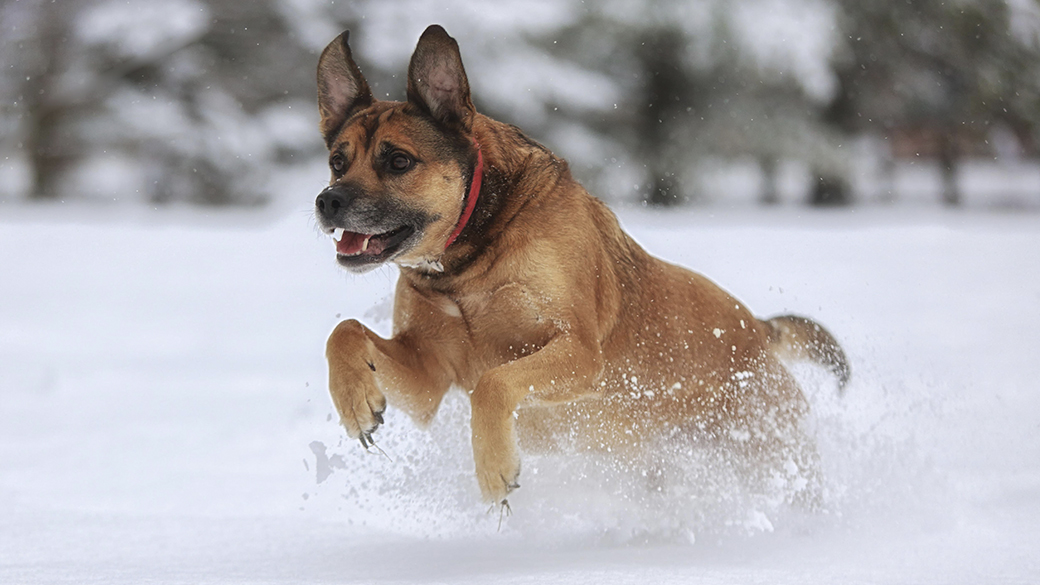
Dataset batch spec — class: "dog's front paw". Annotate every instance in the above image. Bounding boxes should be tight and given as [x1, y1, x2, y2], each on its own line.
[472, 429, 521, 504]
[329, 361, 387, 448]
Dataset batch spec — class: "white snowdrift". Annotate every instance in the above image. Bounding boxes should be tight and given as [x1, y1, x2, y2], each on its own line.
[1, 204, 1038, 583]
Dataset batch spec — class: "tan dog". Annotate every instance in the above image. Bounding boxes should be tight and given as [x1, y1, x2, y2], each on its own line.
[314, 25, 849, 507]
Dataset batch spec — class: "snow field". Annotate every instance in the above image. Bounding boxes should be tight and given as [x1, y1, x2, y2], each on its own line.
[1, 204, 1039, 583]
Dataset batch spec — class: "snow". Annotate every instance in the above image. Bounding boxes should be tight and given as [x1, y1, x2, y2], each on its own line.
[730, 0, 839, 101]
[77, 0, 209, 59]
[2, 201, 1039, 583]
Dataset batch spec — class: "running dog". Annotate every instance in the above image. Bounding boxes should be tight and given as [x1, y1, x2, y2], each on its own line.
[314, 25, 849, 506]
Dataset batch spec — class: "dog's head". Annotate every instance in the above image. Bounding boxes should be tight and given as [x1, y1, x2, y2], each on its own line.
[314, 25, 480, 273]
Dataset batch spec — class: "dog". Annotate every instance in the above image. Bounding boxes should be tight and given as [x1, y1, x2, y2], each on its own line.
[314, 25, 849, 507]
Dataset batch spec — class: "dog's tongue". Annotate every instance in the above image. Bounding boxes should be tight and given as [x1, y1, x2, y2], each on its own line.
[336, 231, 387, 256]
[336, 231, 369, 255]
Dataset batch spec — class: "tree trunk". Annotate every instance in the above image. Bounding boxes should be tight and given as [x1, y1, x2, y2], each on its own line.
[21, 1, 75, 201]
[878, 142, 896, 204]
[645, 171, 681, 206]
[760, 156, 779, 205]
[636, 27, 688, 207]
[938, 132, 960, 206]
[27, 105, 73, 200]
[809, 172, 851, 206]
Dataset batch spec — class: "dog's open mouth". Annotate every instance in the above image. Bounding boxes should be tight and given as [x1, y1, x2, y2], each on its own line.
[332, 225, 415, 267]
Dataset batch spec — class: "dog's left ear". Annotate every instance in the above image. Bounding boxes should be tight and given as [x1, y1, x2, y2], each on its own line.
[317, 30, 373, 147]
[407, 25, 475, 133]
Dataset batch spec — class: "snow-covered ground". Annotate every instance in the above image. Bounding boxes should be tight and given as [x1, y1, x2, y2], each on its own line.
[2, 201, 1039, 583]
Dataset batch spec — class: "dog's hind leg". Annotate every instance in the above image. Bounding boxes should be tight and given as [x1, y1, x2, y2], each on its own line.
[732, 361, 824, 510]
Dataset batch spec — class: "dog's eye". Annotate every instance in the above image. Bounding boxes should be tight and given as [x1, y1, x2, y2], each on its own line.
[388, 152, 414, 173]
[330, 154, 345, 174]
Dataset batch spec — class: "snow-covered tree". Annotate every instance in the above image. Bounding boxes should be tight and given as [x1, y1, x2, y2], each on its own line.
[539, 0, 843, 205]
[5, 0, 1033, 208]
[0, 0, 325, 205]
[827, 0, 1040, 205]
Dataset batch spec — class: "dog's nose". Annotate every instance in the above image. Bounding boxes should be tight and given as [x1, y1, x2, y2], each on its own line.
[316, 186, 354, 219]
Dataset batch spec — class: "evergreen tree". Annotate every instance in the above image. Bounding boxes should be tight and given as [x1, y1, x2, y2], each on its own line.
[0, 0, 328, 204]
[828, 0, 1040, 205]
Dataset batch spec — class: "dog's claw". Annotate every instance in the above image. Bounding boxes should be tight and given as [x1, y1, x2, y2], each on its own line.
[373, 410, 384, 425]
[359, 432, 370, 449]
[496, 499, 512, 532]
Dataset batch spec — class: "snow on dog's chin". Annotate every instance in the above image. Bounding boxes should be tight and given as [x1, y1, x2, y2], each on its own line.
[396, 257, 444, 274]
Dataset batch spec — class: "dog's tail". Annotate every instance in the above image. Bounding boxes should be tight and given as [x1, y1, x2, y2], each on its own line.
[764, 315, 850, 393]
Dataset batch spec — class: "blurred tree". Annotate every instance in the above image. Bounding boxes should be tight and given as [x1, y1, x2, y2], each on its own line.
[635, 26, 693, 206]
[0, 0, 328, 205]
[828, 0, 1040, 206]
[8, 0, 1033, 209]
[1, 0, 86, 201]
[543, 0, 841, 206]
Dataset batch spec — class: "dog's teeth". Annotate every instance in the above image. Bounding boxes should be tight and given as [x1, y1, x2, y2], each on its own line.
[361, 236, 370, 252]
[333, 228, 344, 240]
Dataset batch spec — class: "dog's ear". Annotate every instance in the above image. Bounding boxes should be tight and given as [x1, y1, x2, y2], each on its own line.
[407, 25, 475, 133]
[316, 30, 373, 147]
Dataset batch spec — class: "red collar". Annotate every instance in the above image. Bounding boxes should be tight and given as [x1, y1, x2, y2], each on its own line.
[444, 139, 483, 250]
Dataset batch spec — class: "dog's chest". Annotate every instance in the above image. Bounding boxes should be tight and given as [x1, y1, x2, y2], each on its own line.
[435, 283, 556, 361]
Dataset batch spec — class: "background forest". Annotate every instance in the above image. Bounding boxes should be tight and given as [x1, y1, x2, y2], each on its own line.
[2, 0, 1039, 209]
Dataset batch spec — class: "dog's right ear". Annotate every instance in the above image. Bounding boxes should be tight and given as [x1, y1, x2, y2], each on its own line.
[316, 30, 373, 147]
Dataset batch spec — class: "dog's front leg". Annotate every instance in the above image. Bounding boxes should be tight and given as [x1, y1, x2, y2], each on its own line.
[326, 319, 451, 446]
[470, 332, 604, 503]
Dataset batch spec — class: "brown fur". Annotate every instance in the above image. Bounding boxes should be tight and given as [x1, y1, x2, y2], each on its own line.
[315, 26, 850, 505]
